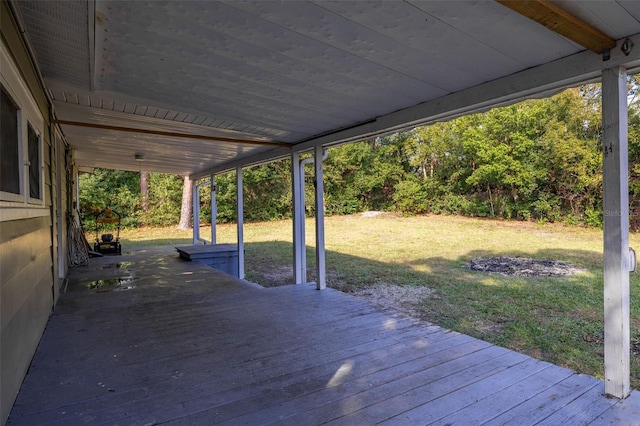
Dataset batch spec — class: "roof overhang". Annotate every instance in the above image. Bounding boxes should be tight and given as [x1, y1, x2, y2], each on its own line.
[7, 0, 640, 178]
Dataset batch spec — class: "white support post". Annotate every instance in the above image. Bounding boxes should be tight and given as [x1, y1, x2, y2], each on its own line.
[75, 168, 80, 216]
[602, 67, 631, 399]
[192, 181, 200, 245]
[314, 145, 326, 290]
[211, 174, 217, 245]
[236, 167, 245, 279]
[292, 151, 305, 283]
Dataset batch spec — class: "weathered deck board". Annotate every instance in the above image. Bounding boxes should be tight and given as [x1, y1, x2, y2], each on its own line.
[535, 384, 621, 426]
[592, 391, 640, 425]
[430, 362, 576, 425]
[183, 336, 487, 423]
[7, 246, 640, 425]
[483, 374, 605, 425]
[379, 357, 553, 425]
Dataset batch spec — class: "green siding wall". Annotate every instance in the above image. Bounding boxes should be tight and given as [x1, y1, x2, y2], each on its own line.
[1, 2, 63, 424]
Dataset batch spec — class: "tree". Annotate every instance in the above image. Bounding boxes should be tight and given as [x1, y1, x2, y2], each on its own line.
[628, 75, 640, 230]
[458, 104, 542, 219]
[78, 77, 640, 229]
[178, 175, 193, 229]
[535, 89, 602, 223]
[323, 135, 411, 214]
[78, 168, 140, 227]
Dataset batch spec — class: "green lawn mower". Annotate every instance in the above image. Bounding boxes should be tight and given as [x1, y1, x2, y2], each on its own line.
[93, 209, 122, 255]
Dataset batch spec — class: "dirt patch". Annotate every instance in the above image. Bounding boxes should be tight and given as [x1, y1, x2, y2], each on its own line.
[348, 283, 434, 319]
[465, 256, 585, 277]
[252, 265, 296, 287]
[249, 266, 434, 321]
[348, 211, 402, 219]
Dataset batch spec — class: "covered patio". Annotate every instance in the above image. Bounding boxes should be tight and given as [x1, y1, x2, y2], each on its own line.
[7, 246, 640, 424]
[4, 1, 640, 424]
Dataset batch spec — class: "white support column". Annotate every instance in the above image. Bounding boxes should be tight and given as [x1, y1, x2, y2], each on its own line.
[192, 181, 200, 245]
[602, 67, 631, 399]
[211, 174, 217, 245]
[292, 152, 305, 283]
[314, 145, 326, 290]
[236, 167, 245, 279]
[75, 168, 80, 215]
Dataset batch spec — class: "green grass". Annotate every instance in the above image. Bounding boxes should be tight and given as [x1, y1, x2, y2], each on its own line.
[119, 214, 640, 389]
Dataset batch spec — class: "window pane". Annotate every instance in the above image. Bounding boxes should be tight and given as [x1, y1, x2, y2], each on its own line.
[28, 123, 41, 199]
[1, 87, 20, 194]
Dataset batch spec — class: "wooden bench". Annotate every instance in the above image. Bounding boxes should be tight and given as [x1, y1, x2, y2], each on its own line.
[175, 244, 240, 277]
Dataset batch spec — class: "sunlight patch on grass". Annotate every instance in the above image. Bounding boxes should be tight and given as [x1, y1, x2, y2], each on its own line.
[409, 264, 432, 273]
[478, 277, 502, 286]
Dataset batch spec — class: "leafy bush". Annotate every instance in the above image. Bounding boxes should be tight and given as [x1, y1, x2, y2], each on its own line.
[79, 169, 140, 228]
[78, 82, 640, 230]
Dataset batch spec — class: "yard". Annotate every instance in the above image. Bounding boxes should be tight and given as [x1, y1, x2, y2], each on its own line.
[119, 214, 640, 390]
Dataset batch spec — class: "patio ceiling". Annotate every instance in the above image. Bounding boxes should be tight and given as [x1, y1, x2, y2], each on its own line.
[10, 0, 640, 177]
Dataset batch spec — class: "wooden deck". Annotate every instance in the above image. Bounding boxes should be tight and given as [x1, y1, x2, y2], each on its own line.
[7, 246, 640, 425]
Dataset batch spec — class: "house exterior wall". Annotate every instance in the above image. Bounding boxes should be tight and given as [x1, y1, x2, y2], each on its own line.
[1, 2, 72, 423]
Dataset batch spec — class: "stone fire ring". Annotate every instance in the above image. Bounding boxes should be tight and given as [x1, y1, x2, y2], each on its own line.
[465, 256, 585, 277]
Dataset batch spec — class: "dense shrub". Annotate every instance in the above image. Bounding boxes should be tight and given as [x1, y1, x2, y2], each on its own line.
[79, 81, 640, 230]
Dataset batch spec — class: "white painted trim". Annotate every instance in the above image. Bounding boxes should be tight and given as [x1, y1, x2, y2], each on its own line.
[210, 175, 217, 245]
[0, 207, 49, 222]
[54, 130, 66, 279]
[602, 67, 631, 399]
[236, 166, 245, 280]
[298, 157, 313, 281]
[192, 181, 199, 245]
[314, 145, 326, 290]
[1, 41, 45, 207]
[26, 122, 45, 206]
[291, 151, 305, 284]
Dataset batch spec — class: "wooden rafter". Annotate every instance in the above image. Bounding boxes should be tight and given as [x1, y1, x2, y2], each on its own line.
[51, 119, 291, 148]
[496, 0, 616, 54]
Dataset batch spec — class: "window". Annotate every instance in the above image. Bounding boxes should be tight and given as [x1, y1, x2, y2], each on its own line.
[27, 122, 41, 200]
[1, 87, 20, 195]
[0, 84, 42, 204]
[1, 41, 45, 210]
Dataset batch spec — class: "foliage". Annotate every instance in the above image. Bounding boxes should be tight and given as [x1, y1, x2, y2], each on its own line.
[79, 169, 140, 228]
[211, 160, 293, 223]
[389, 89, 605, 223]
[145, 173, 184, 226]
[324, 134, 411, 214]
[628, 74, 640, 231]
[80, 170, 183, 228]
[79, 78, 640, 229]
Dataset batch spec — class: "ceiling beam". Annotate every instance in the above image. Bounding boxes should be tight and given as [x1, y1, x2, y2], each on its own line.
[496, 0, 616, 54]
[51, 119, 291, 148]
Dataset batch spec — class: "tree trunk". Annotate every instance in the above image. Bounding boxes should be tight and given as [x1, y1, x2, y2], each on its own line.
[140, 170, 149, 226]
[178, 175, 193, 229]
[488, 184, 495, 217]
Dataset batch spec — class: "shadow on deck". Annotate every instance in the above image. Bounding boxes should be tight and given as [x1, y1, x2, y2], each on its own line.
[8, 246, 640, 425]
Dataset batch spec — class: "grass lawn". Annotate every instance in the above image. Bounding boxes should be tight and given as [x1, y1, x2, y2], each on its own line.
[119, 214, 640, 389]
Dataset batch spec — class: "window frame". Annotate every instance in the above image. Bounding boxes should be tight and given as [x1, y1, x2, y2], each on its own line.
[27, 120, 43, 202]
[1, 85, 23, 201]
[1, 41, 45, 210]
